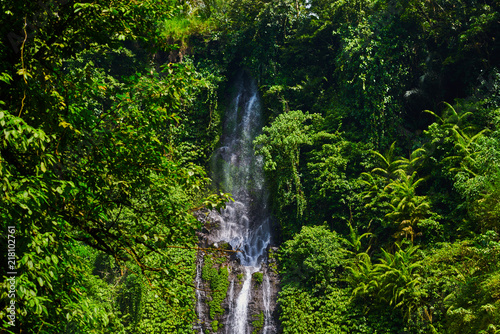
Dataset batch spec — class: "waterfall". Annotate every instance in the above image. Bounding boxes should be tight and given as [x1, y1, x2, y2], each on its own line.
[262, 272, 272, 334]
[196, 71, 277, 333]
[225, 279, 235, 334]
[194, 254, 205, 334]
[231, 266, 257, 333]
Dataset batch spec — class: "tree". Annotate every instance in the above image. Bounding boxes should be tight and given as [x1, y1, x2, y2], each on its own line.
[0, 1, 227, 332]
[348, 242, 426, 321]
[424, 102, 500, 233]
[384, 170, 432, 241]
[254, 110, 322, 233]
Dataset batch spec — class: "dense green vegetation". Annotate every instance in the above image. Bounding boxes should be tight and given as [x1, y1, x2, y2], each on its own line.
[202, 254, 229, 321]
[242, 1, 500, 332]
[0, 1, 227, 333]
[1, 0, 499, 333]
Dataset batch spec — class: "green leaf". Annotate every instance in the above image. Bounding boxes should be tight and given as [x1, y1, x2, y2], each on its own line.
[37, 277, 44, 287]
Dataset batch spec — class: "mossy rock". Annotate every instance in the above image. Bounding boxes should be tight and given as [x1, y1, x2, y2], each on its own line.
[218, 241, 232, 250]
[237, 273, 244, 282]
[202, 255, 230, 320]
[211, 320, 220, 332]
[252, 312, 264, 334]
[252, 272, 263, 285]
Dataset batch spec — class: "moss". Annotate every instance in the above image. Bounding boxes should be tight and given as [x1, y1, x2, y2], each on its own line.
[268, 247, 276, 260]
[267, 248, 279, 275]
[237, 273, 244, 282]
[202, 255, 230, 320]
[269, 264, 278, 275]
[218, 241, 231, 250]
[253, 272, 263, 285]
[252, 312, 264, 334]
[211, 320, 220, 332]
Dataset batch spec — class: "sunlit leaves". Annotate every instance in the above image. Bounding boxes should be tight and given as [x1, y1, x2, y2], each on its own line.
[254, 110, 322, 218]
[360, 141, 433, 241]
[424, 102, 500, 232]
[348, 242, 426, 321]
[0, 0, 226, 330]
[384, 170, 432, 241]
[279, 225, 348, 289]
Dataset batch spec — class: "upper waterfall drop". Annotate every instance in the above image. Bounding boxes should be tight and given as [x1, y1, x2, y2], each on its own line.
[209, 72, 271, 267]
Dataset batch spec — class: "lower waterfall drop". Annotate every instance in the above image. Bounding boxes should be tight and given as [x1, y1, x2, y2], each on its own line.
[262, 272, 273, 334]
[194, 255, 205, 334]
[232, 266, 256, 333]
[195, 71, 278, 334]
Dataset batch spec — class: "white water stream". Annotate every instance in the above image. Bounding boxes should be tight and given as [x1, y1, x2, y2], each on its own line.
[194, 256, 205, 334]
[262, 273, 272, 334]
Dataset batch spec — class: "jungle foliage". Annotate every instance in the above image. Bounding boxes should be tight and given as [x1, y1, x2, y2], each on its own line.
[0, 0, 228, 333]
[231, 0, 500, 333]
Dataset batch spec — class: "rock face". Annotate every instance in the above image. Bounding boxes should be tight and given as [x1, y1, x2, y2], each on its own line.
[247, 259, 280, 333]
[193, 228, 281, 334]
[193, 71, 280, 334]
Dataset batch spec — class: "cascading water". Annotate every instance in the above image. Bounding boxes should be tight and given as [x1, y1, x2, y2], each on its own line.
[262, 274, 273, 334]
[195, 72, 278, 334]
[194, 257, 205, 334]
